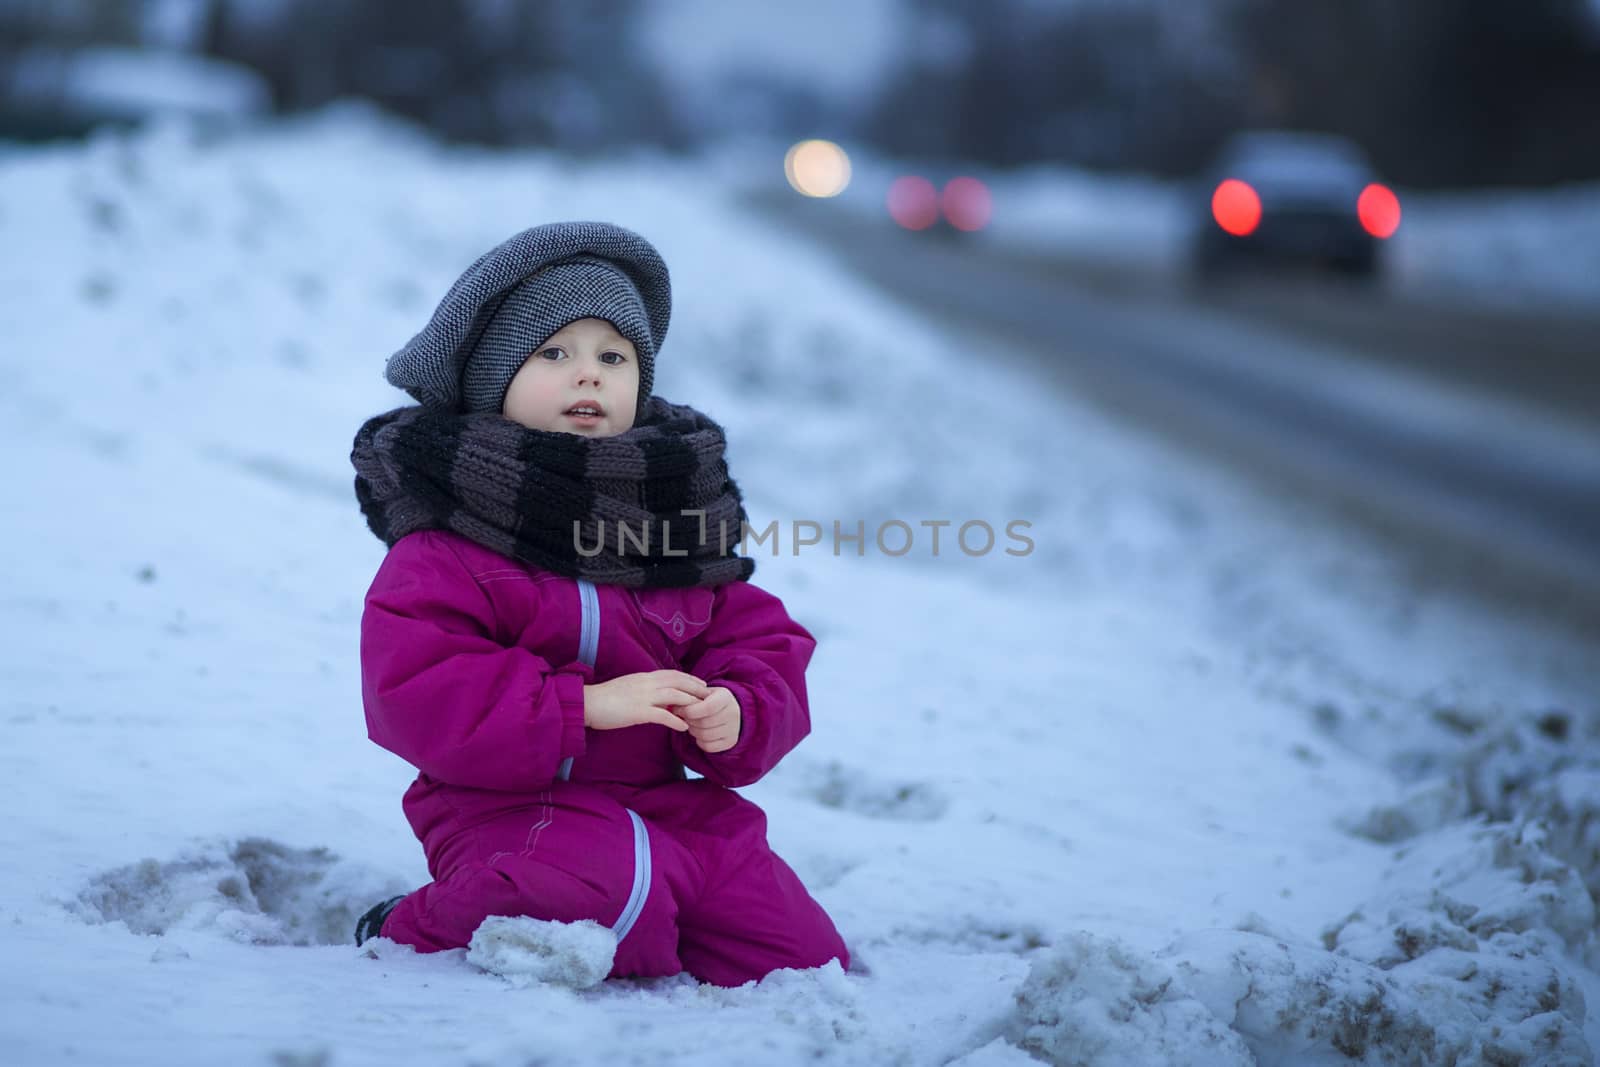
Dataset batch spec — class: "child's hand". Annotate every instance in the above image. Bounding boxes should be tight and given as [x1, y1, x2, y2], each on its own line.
[583, 671, 707, 733]
[678, 686, 742, 754]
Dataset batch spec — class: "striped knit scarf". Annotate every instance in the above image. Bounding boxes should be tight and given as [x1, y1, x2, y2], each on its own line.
[351, 397, 755, 587]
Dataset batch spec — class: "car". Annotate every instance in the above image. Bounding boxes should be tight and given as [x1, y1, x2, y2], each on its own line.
[1189, 130, 1400, 280]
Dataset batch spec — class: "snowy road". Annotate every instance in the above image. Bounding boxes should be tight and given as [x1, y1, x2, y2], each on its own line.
[753, 189, 1600, 603]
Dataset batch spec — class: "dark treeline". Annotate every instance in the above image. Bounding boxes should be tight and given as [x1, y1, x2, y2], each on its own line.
[0, 0, 688, 151]
[1230, 0, 1600, 186]
[870, 0, 1600, 187]
[195, 0, 686, 151]
[3, 0, 1598, 187]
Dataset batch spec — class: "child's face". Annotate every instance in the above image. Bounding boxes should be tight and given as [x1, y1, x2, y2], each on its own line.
[501, 318, 640, 437]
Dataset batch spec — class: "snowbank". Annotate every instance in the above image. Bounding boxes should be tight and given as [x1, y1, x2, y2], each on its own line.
[2, 108, 1598, 1065]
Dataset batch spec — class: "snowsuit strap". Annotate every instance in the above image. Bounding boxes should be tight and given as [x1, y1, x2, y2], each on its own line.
[555, 580, 654, 945]
[612, 809, 652, 942]
[557, 578, 600, 782]
[576, 578, 601, 668]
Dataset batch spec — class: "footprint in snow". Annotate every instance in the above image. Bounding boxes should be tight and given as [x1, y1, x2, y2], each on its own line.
[801, 760, 949, 822]
[68, 836, 406, 947]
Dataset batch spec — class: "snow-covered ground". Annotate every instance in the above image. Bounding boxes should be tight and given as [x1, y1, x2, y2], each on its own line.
[3, 108, 1599, 1066]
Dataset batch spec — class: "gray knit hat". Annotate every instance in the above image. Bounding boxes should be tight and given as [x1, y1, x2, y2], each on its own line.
[385, 221, 671, 415]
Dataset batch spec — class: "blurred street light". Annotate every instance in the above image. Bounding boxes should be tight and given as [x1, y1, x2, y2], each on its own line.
[784, 139, 852, 197]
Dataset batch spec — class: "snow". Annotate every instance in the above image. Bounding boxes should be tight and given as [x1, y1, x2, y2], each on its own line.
[462, 916, 617, 990]
[2, 108, 1599, 1065]
[1008, 932, 1256, 1066]
[5, 46, 270, 122]
[1386, 183, 1600, 311]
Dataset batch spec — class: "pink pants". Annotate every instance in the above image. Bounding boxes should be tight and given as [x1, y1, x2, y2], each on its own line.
[381, 778, 850, 987]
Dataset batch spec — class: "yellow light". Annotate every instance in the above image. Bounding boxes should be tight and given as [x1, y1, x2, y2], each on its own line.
[784, 140, 851, 198]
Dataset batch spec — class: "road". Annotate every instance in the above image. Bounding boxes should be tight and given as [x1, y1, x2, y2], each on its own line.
[747, 190, 1600, 623]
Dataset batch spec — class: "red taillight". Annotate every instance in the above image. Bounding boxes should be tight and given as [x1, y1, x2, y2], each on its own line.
[888, 176, 940, 231]
[1358, 183, 1401, 238]
[941, 177, 992, 232]
[1212, 179, 1261, 236]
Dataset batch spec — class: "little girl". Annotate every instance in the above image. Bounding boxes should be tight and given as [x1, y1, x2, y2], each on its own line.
[349, 221, 850, 987]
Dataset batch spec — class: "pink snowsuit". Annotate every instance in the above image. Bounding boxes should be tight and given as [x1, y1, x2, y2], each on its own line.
[360, 528, 850, 986]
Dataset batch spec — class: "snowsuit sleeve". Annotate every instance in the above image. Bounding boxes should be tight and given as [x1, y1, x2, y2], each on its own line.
[360, 530, 589, 791]
[670, 579, 817, 788]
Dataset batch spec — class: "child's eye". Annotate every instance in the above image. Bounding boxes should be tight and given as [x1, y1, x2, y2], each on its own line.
[601, 351, 627, 365]
[537, 347, 566, 361]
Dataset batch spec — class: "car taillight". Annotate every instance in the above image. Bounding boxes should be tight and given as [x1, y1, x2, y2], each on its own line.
[941, 177, 992, 232]
[1358, 183, 1401, 238]
[888, 176, 940, 231]
[1212, 179, 1261, 236]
